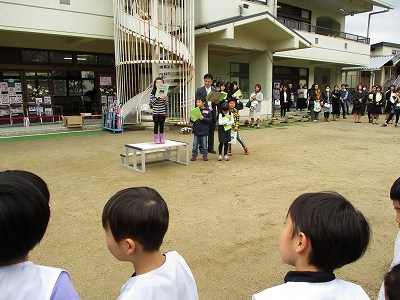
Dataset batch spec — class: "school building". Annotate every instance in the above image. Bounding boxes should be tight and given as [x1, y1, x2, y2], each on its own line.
[0, 0, 394, 125]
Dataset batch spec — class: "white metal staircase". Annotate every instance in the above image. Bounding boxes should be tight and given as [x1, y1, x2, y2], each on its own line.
[113, 0, 195, 124]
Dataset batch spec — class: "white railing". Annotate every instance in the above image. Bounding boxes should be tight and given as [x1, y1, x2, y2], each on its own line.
[113, 0, 195, 124]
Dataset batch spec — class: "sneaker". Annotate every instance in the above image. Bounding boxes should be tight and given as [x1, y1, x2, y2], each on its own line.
[191, 156, 196, 161]
[244, 147, 249, 155]
[203, 156, 208, 161]
[218, 155, 222, 161]
[227, 150, 232, 156]
[223, 155, 229, 161]
[381, 124, 387, 127]
[343, 116, 347, 119]
[396, 125, 399, 128]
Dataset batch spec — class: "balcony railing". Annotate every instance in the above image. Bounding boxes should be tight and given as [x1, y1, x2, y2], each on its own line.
[277, 17, 370, 44]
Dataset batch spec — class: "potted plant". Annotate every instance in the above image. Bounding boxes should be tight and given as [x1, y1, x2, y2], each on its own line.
[286, 115, 295, 123]
[244, 119, 250, 127]
[270, 116, 281, 125]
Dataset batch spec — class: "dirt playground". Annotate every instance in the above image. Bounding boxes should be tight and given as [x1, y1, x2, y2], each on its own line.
[1, 118, 400, 299]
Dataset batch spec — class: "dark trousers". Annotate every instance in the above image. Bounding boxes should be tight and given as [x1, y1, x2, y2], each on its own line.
[218, 142, 228, 156]
[324, 112, 330, 119]
[208, 121, 216, 151]
[340, 103, 346, 117]
[345, 101, 350, 114]
[387, 111, 400, 124]
[280, 105, 286, 117]
[153, 115, 166, 134]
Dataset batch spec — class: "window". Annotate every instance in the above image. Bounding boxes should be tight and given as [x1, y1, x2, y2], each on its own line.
[392, 49, 400, 55]
[22, 50, 49, 63]
[77, 54, 97, 65]
[50, 51, 73, 64]
[60, 0, 70, 4]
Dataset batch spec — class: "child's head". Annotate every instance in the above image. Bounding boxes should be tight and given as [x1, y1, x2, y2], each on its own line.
[280, 192, 370, 272]
[221, 103, 229, 113]
[390, 177, 400, 225]
[102, 187, 169, 257]
[196, 98, 206, 108]
[384, 264, 400, 300]
[228, 98, 236, 109]
[0, 170, 50, 266]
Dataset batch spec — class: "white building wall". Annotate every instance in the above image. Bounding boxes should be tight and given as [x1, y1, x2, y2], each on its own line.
[275, 32, 370, 66]
[195, 0, 273, 26]
[0, 1, 113, 39]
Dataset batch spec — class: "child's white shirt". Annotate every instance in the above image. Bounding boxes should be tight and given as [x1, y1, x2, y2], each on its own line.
[118, 251, 198, 300]
[218, 112, 234, 126]
[252, 279, 370, 300]
[377, 230, 400, 300]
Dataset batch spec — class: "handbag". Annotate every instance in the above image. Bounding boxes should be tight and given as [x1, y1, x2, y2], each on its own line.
[229, 131, 237, 144]
[236, 100, 244, 110]
[245, 100, 251, 108]
[314, 102, 321, 112]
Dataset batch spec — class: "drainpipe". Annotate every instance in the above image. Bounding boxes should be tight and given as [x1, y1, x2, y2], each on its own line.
[367, 8, 390, 39]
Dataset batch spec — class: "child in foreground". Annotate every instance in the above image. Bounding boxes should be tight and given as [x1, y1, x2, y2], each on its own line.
[252, 192, 370, 300]
[377, 177, 400, 300]
[102, 187, 199, 300]
[0, 170, 80, 300]
[384, 263, 400, 300]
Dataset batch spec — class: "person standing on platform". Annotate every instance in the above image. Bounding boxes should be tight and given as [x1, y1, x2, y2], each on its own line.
[150, 77, 168, 144]
[195, 74, 217, 154]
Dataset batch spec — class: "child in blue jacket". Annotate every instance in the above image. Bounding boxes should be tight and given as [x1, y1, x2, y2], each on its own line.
[191, 98, 211, 161]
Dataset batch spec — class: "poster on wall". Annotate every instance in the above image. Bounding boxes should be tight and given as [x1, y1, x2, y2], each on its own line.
[28, 105, 36, 113]
[0, 82, 8, 92]
[100, 77, 112, 86]
[15, 94, 23, 103]
[35, 98, 43, 105]
[9, 96, 17, 104]
[0, 108, 9, 116]
[37, 106, 43, 114]
[44, 96, 51, 104]
[10, 107, 23, 114]
[14, 83, 22, 93]
[8, 87, 15, 96]
[45, 108, 53, 116]
[101, 95, 107, 105]
[1, 94, 10, 104]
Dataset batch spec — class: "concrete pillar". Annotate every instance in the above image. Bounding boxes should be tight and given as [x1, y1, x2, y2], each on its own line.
[308, 66, 315, 86]
[195, 41, 209, 89]
[249, 50, 273, 118]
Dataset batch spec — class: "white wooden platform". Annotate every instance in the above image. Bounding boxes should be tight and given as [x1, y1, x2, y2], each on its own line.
[121, 140, 189, 173]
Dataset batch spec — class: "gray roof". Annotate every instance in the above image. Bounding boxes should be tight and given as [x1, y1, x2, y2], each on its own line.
[342, 55, 400, 71]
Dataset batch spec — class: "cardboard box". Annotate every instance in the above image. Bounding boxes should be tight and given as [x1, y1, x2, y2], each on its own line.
[63, 116, 83, 128]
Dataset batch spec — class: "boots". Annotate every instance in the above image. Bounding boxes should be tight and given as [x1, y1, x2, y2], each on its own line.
[154, 133, 160, 144]
[159, 133, 165, 144]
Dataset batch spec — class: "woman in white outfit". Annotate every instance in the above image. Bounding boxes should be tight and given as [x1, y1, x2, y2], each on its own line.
[249, 84, 263, 128]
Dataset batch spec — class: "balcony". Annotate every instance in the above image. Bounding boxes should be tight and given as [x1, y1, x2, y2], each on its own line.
[277, 17, 370, 44]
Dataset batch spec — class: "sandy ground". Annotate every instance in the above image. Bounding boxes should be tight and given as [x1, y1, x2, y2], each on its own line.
[1, 117, 400, 300]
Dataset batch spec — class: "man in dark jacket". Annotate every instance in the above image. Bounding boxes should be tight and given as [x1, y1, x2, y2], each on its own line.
[195, 73, 217, 153]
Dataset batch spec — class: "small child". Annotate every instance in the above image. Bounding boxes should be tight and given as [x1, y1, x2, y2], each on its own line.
[252, 192, 370, 300]
[377, 177, 400, 300]
[102, 187, 199, 300]
[228, 98, 248, 156]
[0, 170, 80, 299]
[217, 103, 234, 161]
[150, 77, 168, 144]
[191, 98, 211, 161]
[384, 264, 400, 300]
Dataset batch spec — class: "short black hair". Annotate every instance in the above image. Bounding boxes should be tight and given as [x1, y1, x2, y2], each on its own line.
[102, 187, 169, 252]
[288, 192, 370, 271]
[203, 73, 213, 80]
[221, 103, 229, 112]
[390, 177, 400, 201]
[0, 170, 50, 266]
[384, 264, 400, 300]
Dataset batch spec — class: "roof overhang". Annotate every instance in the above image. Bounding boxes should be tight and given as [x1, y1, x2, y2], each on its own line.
[343, 55, 399, 71]
[365, 0, 394, 10]
[195, 12, 311, 53]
